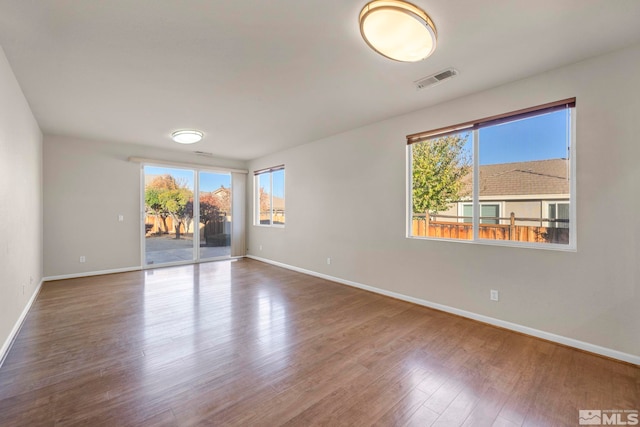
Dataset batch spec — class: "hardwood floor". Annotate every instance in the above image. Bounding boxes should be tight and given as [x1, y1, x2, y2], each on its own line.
[0, 259, 637, 426]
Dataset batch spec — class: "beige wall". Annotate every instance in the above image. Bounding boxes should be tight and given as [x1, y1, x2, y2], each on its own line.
[43, 135, 246, 277]
[502, 201, 541, 226]
[0, 46, 43, 356]
[247, 44, 640, 358]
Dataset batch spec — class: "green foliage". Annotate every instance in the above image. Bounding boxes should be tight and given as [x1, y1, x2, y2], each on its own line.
[145, 174, 193, 237]
[158, 188, 191, 214]
[412, 134, 472, 214]
[145, 186, 169, 233]
[145, 187, 163, 214]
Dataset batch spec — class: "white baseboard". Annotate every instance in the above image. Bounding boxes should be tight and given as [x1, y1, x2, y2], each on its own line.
[247, 255, 639, 366]
[0, 279, 43, 369]
[43, 266, 142, 282]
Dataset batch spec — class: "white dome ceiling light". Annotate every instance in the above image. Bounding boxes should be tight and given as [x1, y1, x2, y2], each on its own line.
[171, 130, 203, 144]
[359, 0, 437, 62]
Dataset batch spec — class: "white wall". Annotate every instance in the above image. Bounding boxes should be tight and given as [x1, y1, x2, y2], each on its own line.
[43, 135, 246, 277]
[0, 46, 43, 357]
[247, 44, 640, 359]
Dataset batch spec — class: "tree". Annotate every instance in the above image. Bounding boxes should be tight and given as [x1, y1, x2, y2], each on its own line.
[145, 175, 180, 234]
[199, 193, 221, 226]
[199, 187, 233, 246]
[259, 187, 270, 220]
[145, 187, 164, 233]
[145, 174, 193, 238]
[158, 187, 193, 239]
[412, 134, 472, 214]
[199, 187, 230, 226]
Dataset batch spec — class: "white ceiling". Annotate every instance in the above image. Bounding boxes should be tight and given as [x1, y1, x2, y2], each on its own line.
[1, 1, 639, 160]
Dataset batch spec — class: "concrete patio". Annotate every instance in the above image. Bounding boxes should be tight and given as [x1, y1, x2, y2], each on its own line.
[145, 234, 230, 265]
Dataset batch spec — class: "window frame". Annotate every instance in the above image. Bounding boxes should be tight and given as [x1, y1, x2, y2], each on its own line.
[254, 165, 285, 228]
[407, 99, 576, 251]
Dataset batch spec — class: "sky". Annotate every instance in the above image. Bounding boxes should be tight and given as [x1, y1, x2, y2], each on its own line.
[271, 170, 285, 198]
[257, 170, 285, 198]
[461, 109, 570, 165]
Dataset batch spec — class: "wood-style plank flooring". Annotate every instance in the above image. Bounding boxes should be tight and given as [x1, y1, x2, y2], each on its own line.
[0, 259, 638, 426]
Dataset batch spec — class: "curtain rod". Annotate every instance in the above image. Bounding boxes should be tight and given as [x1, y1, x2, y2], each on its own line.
[406, 97, 576, 145]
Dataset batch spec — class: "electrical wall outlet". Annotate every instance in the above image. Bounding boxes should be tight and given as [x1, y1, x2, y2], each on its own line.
[490, 290, 499, 301]
[327, 257, 331, 265]
[118, 214, 124, 222]
[80, 256, 86, 263]
[259, 245, 262, 251]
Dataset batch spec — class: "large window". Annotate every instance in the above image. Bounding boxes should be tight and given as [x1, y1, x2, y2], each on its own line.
[408, 98, 575, 249]
[254, 165, 285, 226]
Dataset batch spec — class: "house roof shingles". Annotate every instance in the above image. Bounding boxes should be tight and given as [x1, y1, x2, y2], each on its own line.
[464, 159, 569, 196]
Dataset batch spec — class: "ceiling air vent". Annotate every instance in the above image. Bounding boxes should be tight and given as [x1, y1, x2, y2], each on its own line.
[414, 68, 458, 90]
[194, 151, 214, 157]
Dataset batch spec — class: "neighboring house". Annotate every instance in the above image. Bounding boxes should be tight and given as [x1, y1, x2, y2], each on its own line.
[211, 186, 232, 213]
[212, 186, 230, 200]
[438, 159, 570, 228]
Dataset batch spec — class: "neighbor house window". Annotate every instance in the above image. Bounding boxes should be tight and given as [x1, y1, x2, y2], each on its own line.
[408, 98, 575, 249]
[461, 204, 500, 225]
[254, 165, 285, 226]
[547, 202, 570, 229]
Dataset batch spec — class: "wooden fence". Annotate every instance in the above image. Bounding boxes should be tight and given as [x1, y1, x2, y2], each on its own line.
[412, 213, 569, 244]
[145, 216, 186, 235]
[259, 210, 285, 225]
[145, 215, 229, 245]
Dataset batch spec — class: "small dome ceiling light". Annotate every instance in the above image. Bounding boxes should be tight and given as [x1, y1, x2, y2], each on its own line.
[359, 0, 437, 62]
[171, 130, 203, 144]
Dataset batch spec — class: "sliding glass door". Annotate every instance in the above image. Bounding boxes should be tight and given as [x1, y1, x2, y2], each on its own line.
[144, 166, 195, 265]
[198, 171, 231, 260]
[143, 166, 233, 266]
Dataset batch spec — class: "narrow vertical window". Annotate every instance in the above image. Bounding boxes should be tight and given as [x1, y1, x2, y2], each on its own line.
[272, 169, 285, 225]
[254, 165, 285, 227]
